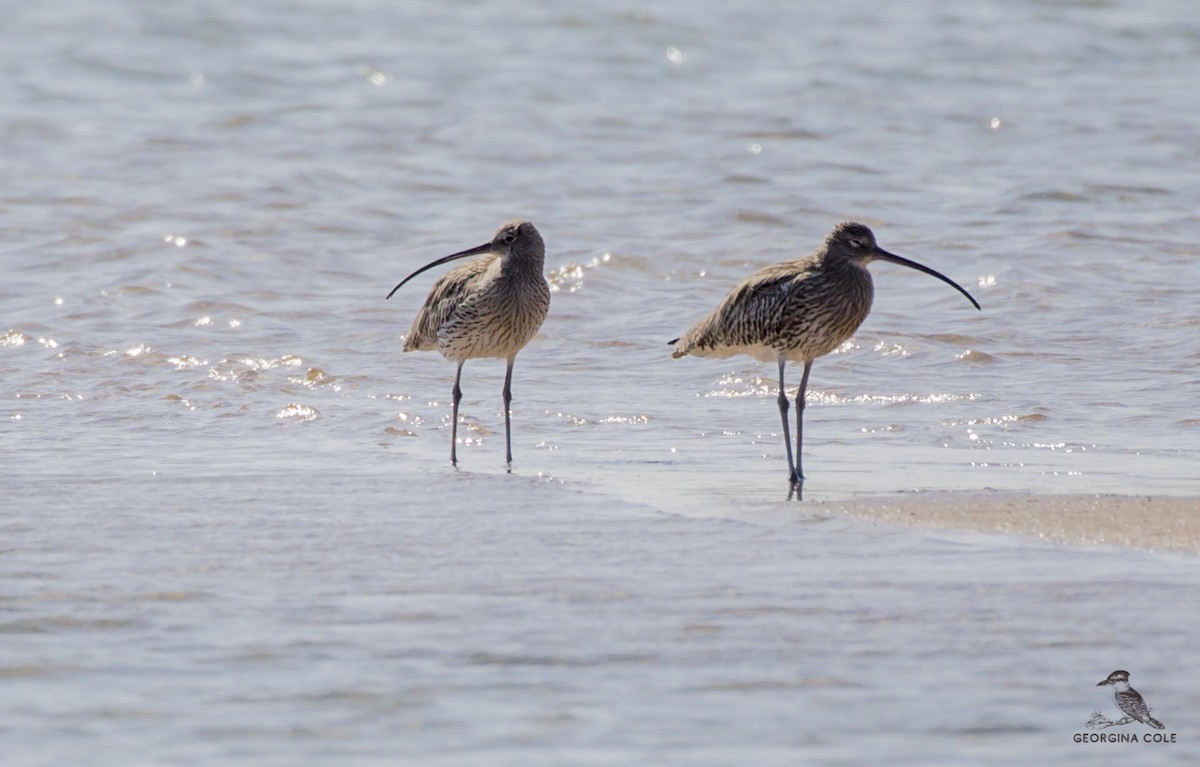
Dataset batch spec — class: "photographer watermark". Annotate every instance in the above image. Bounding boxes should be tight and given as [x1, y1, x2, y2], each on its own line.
[1074, 670, 1177, 744]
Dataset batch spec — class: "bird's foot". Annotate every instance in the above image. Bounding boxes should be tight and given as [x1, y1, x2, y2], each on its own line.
[1086, 711, 1133, 730]
[787, 476, 804, 501]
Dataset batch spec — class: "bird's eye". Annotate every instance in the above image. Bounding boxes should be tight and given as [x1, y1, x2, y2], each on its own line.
[503, 233, 516, 244]
[849, 238, 864, 249]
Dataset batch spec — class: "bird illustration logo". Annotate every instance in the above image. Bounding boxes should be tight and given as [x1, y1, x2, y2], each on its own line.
[1088, 670, 1165, 730]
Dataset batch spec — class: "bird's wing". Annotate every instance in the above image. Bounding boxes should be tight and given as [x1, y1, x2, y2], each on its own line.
[1116, 690, 1154, 723]
[673, 262, 813, 356]
[404, 254, 499, 351]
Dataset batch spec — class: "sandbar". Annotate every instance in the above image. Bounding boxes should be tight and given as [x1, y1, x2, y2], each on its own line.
[825, 494, 1200, 555]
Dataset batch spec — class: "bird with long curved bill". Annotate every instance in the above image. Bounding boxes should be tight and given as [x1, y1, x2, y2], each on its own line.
[387, 220, 550, 470]
[670, 221, 980, 486]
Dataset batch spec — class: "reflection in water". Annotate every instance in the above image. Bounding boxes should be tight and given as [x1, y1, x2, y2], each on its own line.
[789, 480, 803, 502]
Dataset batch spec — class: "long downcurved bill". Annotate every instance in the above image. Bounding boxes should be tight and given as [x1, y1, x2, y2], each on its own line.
[875, 249, 981, 310]
[385, 242, 494, 299]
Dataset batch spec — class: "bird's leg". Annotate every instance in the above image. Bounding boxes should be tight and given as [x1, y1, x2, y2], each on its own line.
[450, 361, 464, 466]
[776, 356, 797, 483]
[794, 360, 813, 482]
[503, 356, 515, 471]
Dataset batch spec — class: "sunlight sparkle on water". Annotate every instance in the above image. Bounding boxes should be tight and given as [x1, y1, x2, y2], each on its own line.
[276, 403, 320, 421]
[361, 66, 393, 86]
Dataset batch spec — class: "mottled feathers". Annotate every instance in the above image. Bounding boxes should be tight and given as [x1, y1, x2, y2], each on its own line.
[400, 220, 550, 363]
[672, 251, 874, 363]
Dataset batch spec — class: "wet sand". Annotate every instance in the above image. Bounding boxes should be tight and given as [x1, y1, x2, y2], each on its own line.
[825, 494, 1200, 555]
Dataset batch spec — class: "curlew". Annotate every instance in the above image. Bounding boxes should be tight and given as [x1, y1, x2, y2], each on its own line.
[387, 220, 550, 469]
[670, 222, 980, 484]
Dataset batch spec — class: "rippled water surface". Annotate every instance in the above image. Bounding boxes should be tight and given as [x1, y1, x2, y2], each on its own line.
[3, 1, 1199, 764]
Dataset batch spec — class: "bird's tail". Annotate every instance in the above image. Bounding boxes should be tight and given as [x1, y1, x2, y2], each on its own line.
[667, 337, 688, 359]
[1147, 716, 1165, 730]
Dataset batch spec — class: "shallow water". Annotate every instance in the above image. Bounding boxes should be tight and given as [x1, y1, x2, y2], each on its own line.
[3, 0, 1199, 764]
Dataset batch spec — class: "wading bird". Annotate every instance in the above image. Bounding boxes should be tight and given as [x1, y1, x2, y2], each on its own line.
[670, 221, 980, 485]
[387, 220, 550, 469]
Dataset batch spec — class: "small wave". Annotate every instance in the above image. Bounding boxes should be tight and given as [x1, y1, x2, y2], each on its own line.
[734, 211, 788, 227]
[0, 617, 141, 634]
[942, 413, 1048, 427]
[275, 403, 320, 421]
[548, 253, 612, 293]
[1, 329, 30, 347]
[1020, 189, 1088, 203]
[599, 414, 651, 424]
[955, 349, 999, 362]
[467, 651, 653, 667]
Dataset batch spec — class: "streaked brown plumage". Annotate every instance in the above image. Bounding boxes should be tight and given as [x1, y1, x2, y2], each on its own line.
[671, 222, 980, 484]
[387, 220, 550, 468]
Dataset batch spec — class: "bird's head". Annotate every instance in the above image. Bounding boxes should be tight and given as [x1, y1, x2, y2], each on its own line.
[386, 219, 543, 299]
[491, 220, 544, 261]
[825, 222, 881, 263]
[824, 221, 981, 311]
[1097, 670, 1131, 687]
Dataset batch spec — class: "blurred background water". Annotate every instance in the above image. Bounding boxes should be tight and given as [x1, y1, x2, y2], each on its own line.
[2, 1, 1199, 764]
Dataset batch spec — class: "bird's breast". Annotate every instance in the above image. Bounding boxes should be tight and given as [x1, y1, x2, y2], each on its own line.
[438, 274, 549, 361]
[775, 267, 874, 361]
